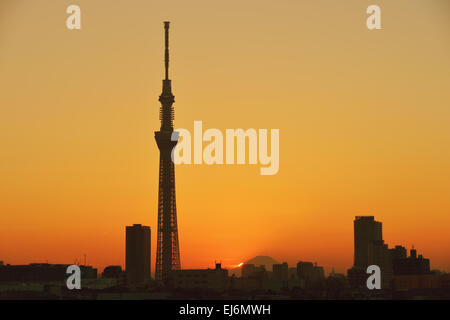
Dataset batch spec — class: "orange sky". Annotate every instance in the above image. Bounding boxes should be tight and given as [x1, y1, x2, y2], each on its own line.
[1, 0, 450, 274]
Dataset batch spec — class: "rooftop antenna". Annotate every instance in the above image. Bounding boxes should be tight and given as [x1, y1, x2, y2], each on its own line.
[164, 21, 170, 80]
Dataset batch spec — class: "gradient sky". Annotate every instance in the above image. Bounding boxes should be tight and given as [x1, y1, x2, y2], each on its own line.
[1, 0, 449, 274]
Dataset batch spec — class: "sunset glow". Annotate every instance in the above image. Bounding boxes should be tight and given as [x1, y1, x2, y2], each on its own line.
[1, 0, 449, 276]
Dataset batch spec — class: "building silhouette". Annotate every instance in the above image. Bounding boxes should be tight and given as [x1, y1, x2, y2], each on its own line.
[241, 264, 256, 278]
[241, 264, 268, 280]
[0, 263, 97, 282]
[353, 216, 382, 269]
[348, 216, 435, 289]
[391, 245, 407, 260]
[168, 263, 228, 292]
[296, 261, 324, 282]
[393, 248, 430, 275]
[272, 262, 288, 281]
[154, 21, 181, 281]
[126, 224, 151, 284]
[297, 261, 314, 280]
[102, 265, 123, 279]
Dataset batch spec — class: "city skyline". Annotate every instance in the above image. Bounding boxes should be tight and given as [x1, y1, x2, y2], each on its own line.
[0, 216, 442, 277]
[1, 0, 450, 275]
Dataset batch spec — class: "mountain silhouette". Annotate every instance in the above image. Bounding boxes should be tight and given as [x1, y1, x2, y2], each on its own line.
[245, 256, 280, 271]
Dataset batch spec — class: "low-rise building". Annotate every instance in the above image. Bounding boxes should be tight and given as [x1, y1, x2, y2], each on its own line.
[169, 263, 228, 291]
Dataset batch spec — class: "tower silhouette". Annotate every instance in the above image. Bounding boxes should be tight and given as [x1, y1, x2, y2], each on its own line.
[155, 21, 181, 281]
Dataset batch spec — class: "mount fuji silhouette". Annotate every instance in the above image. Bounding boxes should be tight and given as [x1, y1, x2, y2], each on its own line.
[245, 256, 280, 271]
[229, 256, 280, 277]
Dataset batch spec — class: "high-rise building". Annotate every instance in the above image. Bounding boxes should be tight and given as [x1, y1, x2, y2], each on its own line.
[125, 224, 151, 284]
[353, 216, 382, 269]
[154, 21, 181, 281]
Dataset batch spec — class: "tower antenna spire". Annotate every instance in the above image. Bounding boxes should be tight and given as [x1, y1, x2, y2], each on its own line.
[164, 21, 170, 80]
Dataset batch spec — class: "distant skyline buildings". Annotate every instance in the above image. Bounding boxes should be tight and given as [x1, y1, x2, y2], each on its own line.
[393, 248, 431, 276]
[1, 215, 442, 277]
[297, 261, 325, 283]
[0, 215, 442, 297]
[350, 215, 434, 288]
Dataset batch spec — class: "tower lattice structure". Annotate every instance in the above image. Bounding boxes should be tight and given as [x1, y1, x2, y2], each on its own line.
[155, 21, 181, 281]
